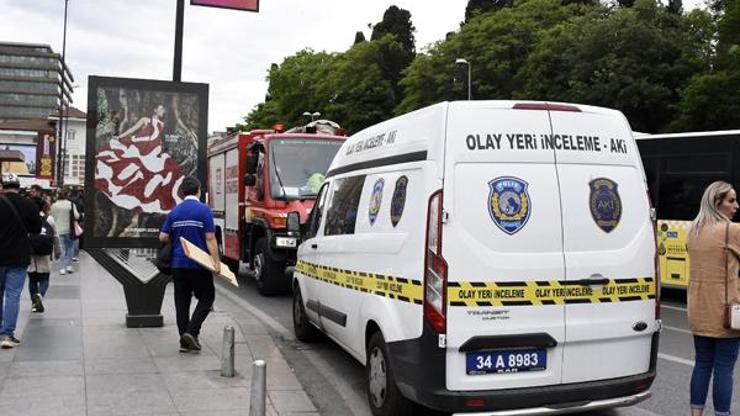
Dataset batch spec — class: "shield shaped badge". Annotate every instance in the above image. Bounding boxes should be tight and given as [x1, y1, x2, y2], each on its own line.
[589, 178, 622, 233]
[488, 177, 531, 235]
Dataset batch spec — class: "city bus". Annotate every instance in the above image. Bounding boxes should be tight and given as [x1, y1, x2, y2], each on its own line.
[635, 130, 740, 289]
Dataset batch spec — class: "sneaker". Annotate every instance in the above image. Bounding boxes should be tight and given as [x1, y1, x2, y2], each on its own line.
[59, 269, 66, 275]
[73, 257, 79, 262]
[179, 339, 191, 353]
[0, 336, 20, 349]
[33, 294, 45, 313]
[181, 333, 201, 352]
[66, 266, 74, 273]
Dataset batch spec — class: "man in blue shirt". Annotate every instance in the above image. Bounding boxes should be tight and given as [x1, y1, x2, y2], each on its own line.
[159, 177, 220, 352]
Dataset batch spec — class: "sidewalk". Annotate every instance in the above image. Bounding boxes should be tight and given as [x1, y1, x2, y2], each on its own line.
[0, 252, 318, 416]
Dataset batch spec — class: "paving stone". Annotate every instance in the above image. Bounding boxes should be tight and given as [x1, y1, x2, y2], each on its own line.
[269, 389, 318, 413]
[171, 387, 250, 412]
[162, 370, 248, 390]
[87, 389, 177, 416]
[0, 375, 84, 399]
[0, 393, 85, 416]
[85, 357, 159, 375]
[7, 359, 83, 377]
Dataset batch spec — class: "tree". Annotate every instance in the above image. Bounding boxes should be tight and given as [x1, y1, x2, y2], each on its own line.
[464, 0, 512, 22]
[371, 6, 416, 56]
[667, 0, 683, 14]
[354, 31, 366, 45]
[618, 0, 636, 7]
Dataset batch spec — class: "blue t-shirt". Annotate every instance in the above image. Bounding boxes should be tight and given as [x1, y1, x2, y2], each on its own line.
[161, 196, 216, 269]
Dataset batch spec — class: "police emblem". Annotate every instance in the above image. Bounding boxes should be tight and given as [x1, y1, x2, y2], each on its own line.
[369, 178, 385, 226]
[488, 177, 531, 235]
[390, 176, 408, 227]
[589, 178, 622, 233]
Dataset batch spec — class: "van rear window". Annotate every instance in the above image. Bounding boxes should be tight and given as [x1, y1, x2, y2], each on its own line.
[324, 175, 365, 236]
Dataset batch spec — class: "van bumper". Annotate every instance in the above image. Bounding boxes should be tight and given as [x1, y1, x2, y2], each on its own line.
[450, 390, 651, 415]
[386, 325, 659, 414]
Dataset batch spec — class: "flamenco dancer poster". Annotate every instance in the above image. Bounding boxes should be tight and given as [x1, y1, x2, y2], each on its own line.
[84, 76, 208, 248]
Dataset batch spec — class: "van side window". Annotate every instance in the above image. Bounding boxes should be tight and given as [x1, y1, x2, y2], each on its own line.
[307, 183, 329, 239]
[324, 175, 366, 236]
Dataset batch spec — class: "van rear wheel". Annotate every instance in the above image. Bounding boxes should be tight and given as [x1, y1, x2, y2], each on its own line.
[366, 331, 413, 416]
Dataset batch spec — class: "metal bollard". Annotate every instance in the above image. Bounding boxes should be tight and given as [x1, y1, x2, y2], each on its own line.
[221, 325, 235, 377]
[249, 360, 267, 416]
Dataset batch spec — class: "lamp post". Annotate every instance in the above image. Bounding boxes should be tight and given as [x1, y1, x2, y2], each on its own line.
[455, 58, 471, 100]
[302, 111, 321, 122]
[56, 0, 70, 187]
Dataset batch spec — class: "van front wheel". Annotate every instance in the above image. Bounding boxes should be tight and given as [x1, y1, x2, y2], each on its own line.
[366, 332, 413, 416]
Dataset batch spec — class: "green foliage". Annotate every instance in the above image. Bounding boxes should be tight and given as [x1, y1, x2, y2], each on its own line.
[371, 6, 416, 56]
[465, 0, 512, 22]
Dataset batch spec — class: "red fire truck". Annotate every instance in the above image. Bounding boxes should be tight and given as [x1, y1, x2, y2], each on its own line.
[207, 120, 346, 295]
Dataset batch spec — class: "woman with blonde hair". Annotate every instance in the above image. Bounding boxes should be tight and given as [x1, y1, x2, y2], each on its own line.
[687, 180, 740, 416]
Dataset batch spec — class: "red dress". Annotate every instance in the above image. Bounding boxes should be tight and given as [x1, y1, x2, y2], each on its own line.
[95, 118, 184, 213]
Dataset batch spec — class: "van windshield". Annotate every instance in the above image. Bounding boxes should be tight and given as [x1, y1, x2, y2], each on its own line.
[269, 137, 343, 200]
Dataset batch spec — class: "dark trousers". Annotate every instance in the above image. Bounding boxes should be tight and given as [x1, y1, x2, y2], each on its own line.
[28, 272, 50, 300]
[172, 268, 214, 337]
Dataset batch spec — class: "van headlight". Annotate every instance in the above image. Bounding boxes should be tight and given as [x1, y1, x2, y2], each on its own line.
[275, 236, 298, 248]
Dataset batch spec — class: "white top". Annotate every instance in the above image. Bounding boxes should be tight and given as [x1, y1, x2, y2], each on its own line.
[50, 199, 79, 235]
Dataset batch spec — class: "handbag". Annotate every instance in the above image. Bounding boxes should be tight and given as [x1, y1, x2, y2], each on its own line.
[154, 242, 173, 275]
[723, 223, 740, 330]
[70, 201, 83, 238]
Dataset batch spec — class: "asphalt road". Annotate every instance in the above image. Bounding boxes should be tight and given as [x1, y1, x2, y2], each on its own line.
[218, 270, 739, 416]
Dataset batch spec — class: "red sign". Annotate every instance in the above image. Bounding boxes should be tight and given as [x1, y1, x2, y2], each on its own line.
[36, 132, 55, 179]
[190, 0, 258, 12]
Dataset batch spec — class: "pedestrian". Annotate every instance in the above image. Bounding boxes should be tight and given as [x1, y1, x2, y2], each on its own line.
[687, 180, 740, 416]
[50, 189, 80, 275]
[0, 173, 42, 349]
[158, 177, 220, 353]
[28, 197, 61, 313]
[28, 184, 43, 199]
[68, 189, 84, 262]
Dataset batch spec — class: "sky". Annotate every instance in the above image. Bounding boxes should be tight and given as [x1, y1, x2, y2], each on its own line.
[0, 0, 705, 133]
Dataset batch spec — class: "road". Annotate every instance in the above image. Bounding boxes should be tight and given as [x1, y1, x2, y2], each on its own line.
[218, 270, 739, 416]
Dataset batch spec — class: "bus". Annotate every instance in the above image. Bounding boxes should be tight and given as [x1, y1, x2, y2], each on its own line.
[635, 130, 740, 289]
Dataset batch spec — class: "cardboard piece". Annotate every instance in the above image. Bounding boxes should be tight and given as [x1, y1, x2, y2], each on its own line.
[179, 237, 238, 286]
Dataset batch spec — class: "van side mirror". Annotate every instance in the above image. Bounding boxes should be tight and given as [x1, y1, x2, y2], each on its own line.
[246, 153, 258, 174]
[287, 211, 300, 235]
[244, 174, 256, 187]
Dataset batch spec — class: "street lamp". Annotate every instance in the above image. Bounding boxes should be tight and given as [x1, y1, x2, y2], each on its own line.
[302, 111, 321, 122]
[455, 58, 471, 100]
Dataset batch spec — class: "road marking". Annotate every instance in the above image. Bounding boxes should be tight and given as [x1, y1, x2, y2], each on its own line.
[663, 325, 692, 335]
[658, 352, 694, 367]
[661, 304, 687, 312]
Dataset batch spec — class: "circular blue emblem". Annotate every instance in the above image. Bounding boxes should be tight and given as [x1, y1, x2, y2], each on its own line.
[589, 178, 622, 233]
[488, 177, 531, 235]
[369, 178, 385, 226]
[390, 176, 408, 228]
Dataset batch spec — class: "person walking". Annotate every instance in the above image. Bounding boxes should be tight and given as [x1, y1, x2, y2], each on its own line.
[158, 177, 220, 353]
[50, 189, 80, 275]
[0, 173, 42, 349]
[687, 180, 740, 416]
[68, 189, 84, 262]
[28, 198, 60, 313]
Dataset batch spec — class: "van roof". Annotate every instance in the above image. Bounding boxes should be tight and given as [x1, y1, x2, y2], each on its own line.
[634, 130, 740, 140]
[328, 100, 627, 176]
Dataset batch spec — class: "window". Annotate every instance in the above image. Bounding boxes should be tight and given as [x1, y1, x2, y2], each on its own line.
[324, 175, 365, 236]
[307, 183, 329, 239]
[268, 138, 343, 200]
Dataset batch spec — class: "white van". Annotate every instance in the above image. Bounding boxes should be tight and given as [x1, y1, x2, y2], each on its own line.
[291, 101, 660, 416]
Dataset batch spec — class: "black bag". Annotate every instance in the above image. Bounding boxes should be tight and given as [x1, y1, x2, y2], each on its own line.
[154, 242, 173, 275]
[29, 216, 54, 255]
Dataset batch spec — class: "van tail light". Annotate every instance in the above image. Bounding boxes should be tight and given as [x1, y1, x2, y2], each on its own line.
[424, 190, 447, 333]
[647, 190, 661, 320]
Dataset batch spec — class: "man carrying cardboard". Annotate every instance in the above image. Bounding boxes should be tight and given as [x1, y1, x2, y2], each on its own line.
[159, 177, 220, 353]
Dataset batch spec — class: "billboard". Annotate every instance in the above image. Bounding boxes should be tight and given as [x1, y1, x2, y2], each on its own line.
[1, 143, 36, 176]
[85, 76, 208, 248]
[36, 132, 55, 179]
[191, 0, 258, 12]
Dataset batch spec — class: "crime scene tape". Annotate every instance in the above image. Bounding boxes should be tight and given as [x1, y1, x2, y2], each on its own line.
[448, 278, 656, 307]
[296, 261, 655, 308]
[295, 260, 424, 305]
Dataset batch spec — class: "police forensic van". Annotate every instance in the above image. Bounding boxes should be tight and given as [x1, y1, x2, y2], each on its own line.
[291, 101, 660, 415]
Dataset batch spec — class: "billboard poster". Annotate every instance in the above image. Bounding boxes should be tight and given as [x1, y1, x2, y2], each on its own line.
[85, 76, 208, 248]
[1, 143, 36, 176]
[190, 0, 259, 12]
[36, 132, 55, 179]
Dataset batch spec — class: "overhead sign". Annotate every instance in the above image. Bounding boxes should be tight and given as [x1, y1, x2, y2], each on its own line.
[190, 0, 259, 12]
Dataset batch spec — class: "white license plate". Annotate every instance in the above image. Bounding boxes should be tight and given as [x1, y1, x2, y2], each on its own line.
[466, 349, 547, 375]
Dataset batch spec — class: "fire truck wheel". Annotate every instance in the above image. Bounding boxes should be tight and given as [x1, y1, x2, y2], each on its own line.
[253, 238, 285, 295]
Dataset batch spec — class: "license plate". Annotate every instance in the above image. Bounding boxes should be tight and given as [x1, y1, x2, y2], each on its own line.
[466, 349, 547, 375]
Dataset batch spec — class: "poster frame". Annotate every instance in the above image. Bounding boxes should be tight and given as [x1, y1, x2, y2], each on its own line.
[84, 75, 209, 249]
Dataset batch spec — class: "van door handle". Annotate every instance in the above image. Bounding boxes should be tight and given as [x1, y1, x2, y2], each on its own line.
[574, 278, 610, 286]
[311, 244, 318, 249]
